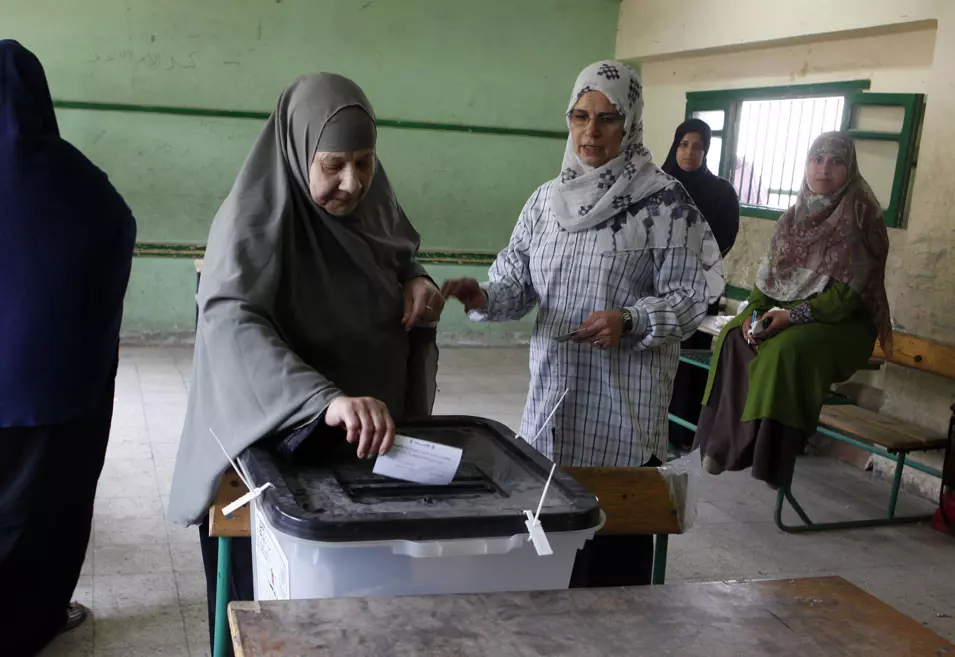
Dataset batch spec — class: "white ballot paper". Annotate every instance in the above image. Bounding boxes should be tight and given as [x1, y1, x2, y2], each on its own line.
[372, 435, 463, 485]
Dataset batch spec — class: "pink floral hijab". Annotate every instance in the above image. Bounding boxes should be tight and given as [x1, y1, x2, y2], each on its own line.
[755, 132, 892, 352]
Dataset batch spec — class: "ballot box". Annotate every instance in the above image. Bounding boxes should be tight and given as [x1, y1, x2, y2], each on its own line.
[239, 416, 603, 601]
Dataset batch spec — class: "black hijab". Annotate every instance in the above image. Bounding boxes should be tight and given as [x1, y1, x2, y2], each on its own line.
[662, 118, 739, 256]
[0, 40, 136, 427]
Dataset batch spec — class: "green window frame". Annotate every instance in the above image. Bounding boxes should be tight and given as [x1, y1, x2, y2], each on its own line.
[685, 81, 925, 227]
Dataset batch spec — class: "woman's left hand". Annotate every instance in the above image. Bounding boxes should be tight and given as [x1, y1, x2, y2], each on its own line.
[402, 277, 445, 330]
[573, 310, 625, 349]
[752, 309, 791, 344]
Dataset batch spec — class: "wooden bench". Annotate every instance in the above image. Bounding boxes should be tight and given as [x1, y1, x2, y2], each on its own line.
[563, 466, 687, 585]
[669, 312, 952, 533]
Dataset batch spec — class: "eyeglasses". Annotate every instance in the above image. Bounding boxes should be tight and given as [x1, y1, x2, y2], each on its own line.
[568, 110, 624, 128]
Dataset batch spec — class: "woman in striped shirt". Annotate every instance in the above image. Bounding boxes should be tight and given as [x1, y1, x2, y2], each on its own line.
[442, 61, 723, 586]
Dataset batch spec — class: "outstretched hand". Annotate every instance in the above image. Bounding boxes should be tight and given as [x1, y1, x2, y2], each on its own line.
[440, 278, 488, 312]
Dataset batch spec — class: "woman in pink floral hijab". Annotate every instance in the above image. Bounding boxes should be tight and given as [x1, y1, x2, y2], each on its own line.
[694, 132, 891, 489]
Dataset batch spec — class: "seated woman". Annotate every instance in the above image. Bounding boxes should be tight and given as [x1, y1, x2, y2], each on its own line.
[442, 61, 723, 586]
[693, 132, 892, 489]
[167, 73, 443, 656]
[662, 118, 740, 449]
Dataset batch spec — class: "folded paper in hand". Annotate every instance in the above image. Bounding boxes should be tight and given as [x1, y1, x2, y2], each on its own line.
[372, 435, 463, 485]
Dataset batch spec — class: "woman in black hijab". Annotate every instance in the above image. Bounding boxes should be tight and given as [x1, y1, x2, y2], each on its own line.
[663, 118, 740, 449]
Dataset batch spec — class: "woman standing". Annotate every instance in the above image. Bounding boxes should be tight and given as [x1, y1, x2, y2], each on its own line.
[662, 118, 740, 449]
[661, 119, 740, 256]
[442, 61, 722, 586]
[0, 41, 136, 655]
[693, 132, 891, 489]
[167, 73, 443, 655]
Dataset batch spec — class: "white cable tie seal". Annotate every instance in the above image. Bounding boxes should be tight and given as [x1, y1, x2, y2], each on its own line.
[221, 483, 274, 517]
[209, 428, 273, 517]
[523, 463, 557, 556]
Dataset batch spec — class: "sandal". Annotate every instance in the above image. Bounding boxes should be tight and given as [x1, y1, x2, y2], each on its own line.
[60, 602, 90, 633]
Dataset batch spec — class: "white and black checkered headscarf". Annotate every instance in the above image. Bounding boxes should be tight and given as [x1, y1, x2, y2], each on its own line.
[551, 60, 675, 232]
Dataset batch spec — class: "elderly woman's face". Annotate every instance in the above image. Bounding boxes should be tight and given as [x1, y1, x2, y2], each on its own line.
[309, 150, 375, 216]
[806, 151, 849, 197]
[677, 131, 706, 172]
[569, 91, 625, 168]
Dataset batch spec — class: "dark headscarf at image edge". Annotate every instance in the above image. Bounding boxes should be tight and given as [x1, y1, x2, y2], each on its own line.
[0, 39, 136, 427]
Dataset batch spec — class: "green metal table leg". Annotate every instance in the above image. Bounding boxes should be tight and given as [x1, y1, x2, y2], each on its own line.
[213, 536, 232, 657]
[775, 462, 930, 533]
[888, 452, 905, 520]
[784, 485, 814, 525]
[775, 483, 814, 532]
[651, 535, 669, 585]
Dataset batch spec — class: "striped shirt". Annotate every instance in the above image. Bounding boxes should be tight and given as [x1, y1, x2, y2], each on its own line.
[471, 180, 715, 467]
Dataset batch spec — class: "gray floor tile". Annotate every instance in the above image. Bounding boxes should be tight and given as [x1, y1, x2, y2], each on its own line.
[80, 544, 93, 577]
[104, 438, 153, 460]
[73, 575, 93, 609]
[181, 603, 210, 650]
[93, 573, 180, 611]
[93, 544, 173, 575]
[96, 648, 190, 657]
[94, 517, 169, 546]
[151, 443, 181, 463]
[167, 518, 200, 545]
[95, 495, 165, 521]
[95, 458, 160, 498]
[170, 541, 204, 572]
[93, 604, 188, 651]
[175, 570, 208, 607]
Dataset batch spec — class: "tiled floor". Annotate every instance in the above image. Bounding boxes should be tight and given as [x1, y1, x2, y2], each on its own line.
[40, 346, 954, 656]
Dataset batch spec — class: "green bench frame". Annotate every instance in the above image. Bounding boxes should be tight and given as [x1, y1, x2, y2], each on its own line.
[670, 349, 945, 533]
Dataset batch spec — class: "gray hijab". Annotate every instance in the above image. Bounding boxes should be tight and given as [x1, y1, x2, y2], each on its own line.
[168, 73, 434, 525]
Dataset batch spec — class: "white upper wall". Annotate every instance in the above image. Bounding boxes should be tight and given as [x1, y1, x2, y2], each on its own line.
[637, 26, 936, 291]
[616, 0, 940, 60]
[639, 27, 937, 167]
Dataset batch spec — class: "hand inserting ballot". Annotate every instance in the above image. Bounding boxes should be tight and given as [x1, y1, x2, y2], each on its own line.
[324, 396, 396, 459]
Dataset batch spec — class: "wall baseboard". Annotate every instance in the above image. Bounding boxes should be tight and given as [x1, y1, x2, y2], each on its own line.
[120, 331, 197, 347]
[120, 331, 533, 349]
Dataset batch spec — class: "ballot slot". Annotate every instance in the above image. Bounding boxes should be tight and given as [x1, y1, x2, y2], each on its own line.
[332, 461, 505, 501]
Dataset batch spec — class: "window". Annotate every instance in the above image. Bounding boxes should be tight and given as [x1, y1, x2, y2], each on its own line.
[685, 82, 924, 227]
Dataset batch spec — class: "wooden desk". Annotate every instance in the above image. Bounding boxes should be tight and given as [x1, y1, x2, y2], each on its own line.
[209, 469, 251, 657]
[563, 465, 686, 585]
[228, 576, 954, 656]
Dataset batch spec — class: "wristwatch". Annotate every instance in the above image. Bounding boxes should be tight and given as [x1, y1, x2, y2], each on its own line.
[620, 308, 634, 333]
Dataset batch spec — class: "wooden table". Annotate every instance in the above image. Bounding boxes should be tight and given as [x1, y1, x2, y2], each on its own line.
[210, 469, 251, 657]
[563, 465, 686, 585]
[228, 576, 954, 656]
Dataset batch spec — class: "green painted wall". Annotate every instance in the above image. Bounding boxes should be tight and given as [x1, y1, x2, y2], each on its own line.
[4, 0, 620, 341]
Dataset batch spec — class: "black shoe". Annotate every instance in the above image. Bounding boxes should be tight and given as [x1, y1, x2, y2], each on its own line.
[60, 602, 90, 633]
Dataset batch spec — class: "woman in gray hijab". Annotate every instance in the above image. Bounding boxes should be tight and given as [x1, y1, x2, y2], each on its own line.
[168, 73, 442, 652]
